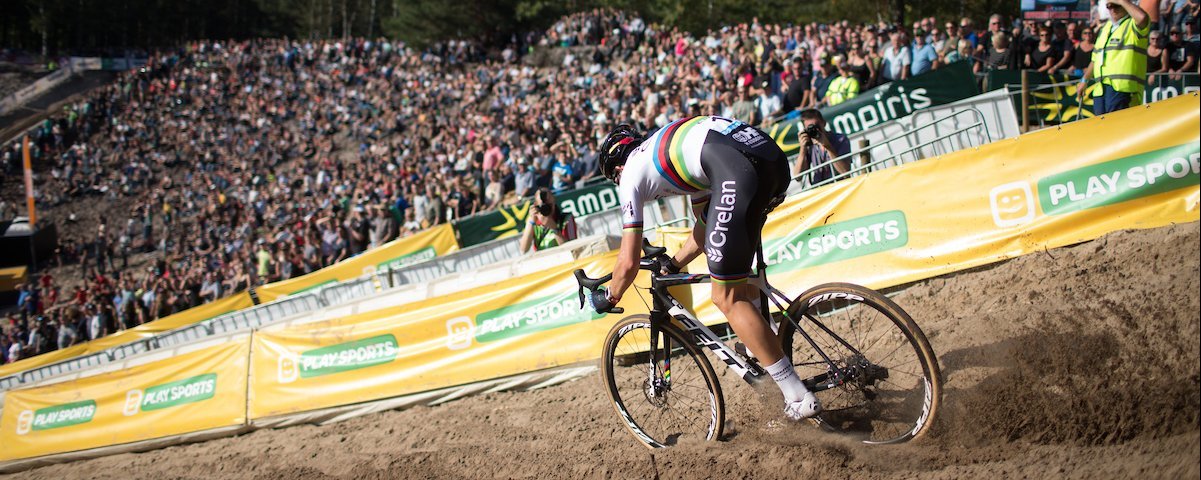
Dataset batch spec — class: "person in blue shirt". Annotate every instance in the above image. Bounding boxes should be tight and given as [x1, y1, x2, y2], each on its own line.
[912, 29, 940, 76]
[551, 154, 576, 192]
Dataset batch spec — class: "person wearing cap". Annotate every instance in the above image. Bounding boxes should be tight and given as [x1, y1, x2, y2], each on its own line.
[911, 28, 940, 76]
[824, 56, 860, 106]
[1078, 0, 1150, 114]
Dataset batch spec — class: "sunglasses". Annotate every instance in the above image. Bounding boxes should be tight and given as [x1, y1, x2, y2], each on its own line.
[1106, 4, 1122, 10]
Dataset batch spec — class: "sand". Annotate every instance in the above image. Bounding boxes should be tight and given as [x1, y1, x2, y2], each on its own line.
[4, 222, 1198, 479]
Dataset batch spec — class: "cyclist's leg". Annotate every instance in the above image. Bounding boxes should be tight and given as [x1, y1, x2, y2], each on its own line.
[703, 132, 818, 418]
[700, 141, 784, 366]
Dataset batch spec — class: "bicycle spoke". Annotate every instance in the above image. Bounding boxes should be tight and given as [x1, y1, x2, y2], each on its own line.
[781, 285, 940, 444]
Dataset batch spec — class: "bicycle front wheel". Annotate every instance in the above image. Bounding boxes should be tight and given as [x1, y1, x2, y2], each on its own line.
[778, 283, 941, 444]
[600, 315, 725, 448]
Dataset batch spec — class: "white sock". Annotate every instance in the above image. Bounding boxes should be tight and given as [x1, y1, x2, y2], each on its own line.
[765, 357, 811, 403]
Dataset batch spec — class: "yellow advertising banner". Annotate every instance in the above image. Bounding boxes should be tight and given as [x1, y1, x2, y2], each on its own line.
[688, 93, 1200, 323]
[255, 223, 460, 302]
[0, 292, 253, 379]
[249, 251, 651, 419]
[0, 338, 249, 461]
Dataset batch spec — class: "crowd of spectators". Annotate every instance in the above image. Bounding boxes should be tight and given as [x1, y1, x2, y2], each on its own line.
[2, 7, 1199, 364]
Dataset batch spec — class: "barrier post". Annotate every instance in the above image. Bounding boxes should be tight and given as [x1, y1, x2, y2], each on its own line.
[856, 139, 870, 171]
[1020, 70, 1030, 133]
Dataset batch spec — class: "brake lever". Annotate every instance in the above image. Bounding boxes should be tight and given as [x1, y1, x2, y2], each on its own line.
[574, 269, 588, 309]
[573, 269, 621, 313]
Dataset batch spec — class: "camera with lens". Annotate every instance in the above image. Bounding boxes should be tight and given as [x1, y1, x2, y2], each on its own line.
[535, 189, 554, 216]
[804, 123, 823, 139]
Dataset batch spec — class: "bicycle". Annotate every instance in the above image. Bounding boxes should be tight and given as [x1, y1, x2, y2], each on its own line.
[574, 242, 941, 448]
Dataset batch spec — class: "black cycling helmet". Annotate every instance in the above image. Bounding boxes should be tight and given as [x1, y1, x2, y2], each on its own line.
[599, 124, 641, 183]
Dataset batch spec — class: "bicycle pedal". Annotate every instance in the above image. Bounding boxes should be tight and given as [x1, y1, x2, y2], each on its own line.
[734, 342, 759, 364]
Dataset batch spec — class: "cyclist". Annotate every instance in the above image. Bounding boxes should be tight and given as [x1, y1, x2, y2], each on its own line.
[588, 116, 822, 421]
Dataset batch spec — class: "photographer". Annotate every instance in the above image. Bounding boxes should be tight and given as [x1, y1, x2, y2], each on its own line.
[791, 109, 851, 186]
[519, 188, 578, 253]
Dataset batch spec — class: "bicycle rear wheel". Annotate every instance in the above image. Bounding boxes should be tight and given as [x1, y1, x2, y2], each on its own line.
[600, 315, 725, 448]
[778, 283, 941, 444]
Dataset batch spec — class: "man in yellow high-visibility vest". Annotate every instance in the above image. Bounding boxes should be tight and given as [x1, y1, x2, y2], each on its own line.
[824, 56, 860, 106]
[1078, 0, 1151, 114]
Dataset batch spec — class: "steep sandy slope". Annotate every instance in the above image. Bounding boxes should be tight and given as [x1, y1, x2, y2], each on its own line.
[5, 222, 1199, 480]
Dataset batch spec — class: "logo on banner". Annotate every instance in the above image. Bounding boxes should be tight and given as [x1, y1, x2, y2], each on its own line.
[377, 246, 438, 271]
[124, 374, 218, 415]
[124, 389, 144, 416]
[278, 353, 300, 383]
[764, 210, 909, 273]
[1037, 145, 1199, 216]
[989, 181, 1037, 227]
[278, 335, 399, 383]
[472, 292, 605, 343]
[446, 317, 475, 350]
[17, 400, 97, 434]
[16, 410, 34, 435]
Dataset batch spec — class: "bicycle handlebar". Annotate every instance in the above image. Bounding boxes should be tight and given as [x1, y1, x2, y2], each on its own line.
[574, 240, 671, 314]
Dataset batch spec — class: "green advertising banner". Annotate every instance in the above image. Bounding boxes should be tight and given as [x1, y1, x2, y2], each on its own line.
[453, 182, 618, 247]
[985, 70, 1200, 124]
[767, 60, 979, 155]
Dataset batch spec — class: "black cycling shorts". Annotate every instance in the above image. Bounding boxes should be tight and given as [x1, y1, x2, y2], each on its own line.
[696, 124, 789, 284]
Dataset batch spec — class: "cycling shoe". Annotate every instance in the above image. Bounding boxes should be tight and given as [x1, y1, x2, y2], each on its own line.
[784, 392, 821, 420]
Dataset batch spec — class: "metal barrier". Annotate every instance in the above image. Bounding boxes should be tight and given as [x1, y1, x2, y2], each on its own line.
[0, 293, 324, 392]
[320, 275, 381, 306]
[996, 71, 1199, 131]
[789, 107, 994, 192]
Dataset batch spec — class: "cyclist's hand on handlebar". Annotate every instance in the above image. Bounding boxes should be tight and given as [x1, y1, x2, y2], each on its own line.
[654, 255, 681, 276]
[589, 287, 621, 314]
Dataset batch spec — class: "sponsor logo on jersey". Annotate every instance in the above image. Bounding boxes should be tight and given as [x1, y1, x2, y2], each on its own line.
[707, 181, 738, 249]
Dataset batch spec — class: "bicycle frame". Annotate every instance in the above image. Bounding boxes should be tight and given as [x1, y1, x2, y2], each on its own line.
[638, 258, 866, 395]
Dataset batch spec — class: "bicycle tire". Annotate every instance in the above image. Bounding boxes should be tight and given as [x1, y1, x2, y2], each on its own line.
[600, 314, 725, 448]
[777, 283, 941, 444]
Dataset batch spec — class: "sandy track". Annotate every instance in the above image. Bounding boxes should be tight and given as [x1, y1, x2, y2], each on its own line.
[5, 222, 1199, 479]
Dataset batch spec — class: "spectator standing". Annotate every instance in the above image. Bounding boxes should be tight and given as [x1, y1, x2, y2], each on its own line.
[1080, 0, 1151, 114]
[255, 240, 273, 282]
[882, 30, 912, 81]
[810, 61, 838, 107]
[1072, 28, 1099, 75]
[791, 109, 851, 186]
[1166, 25, 1199, 77]
[754, 77, 783, 123]
[730, 85, 758, 124]
[5, 333, 19, 363]
[1148, 30, 1170, 74]
[513, 161, 535, 198]
[1027, 26, 1065, 73]
[824, 57, 860, 106]
[484, 169, 506, 209]
[781, 57, 811, 112]
[369, 205, 397, 248]
[57, 316, 78, 350]
[979, 32, 1021, 72]
[911, 29, 940, 75]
